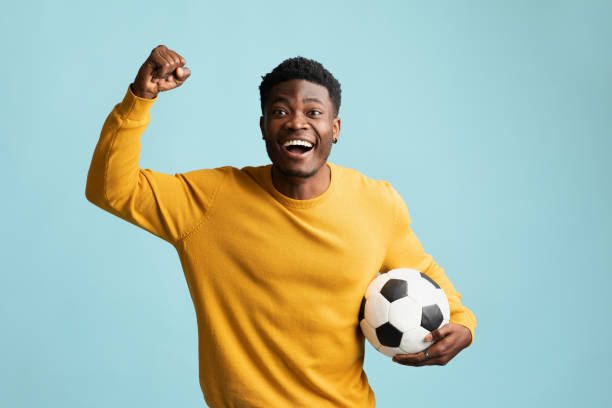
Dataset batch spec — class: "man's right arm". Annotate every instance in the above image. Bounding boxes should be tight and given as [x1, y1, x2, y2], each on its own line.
[85, 46, 223, 243]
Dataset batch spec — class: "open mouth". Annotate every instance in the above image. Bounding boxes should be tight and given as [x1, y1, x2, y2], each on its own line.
[282, 139, 315, 155]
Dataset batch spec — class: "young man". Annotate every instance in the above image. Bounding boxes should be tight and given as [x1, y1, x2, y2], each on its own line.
[86, 45, 476, 408]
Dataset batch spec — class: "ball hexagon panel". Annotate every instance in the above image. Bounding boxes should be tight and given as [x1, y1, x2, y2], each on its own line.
[386, 268, 420, 281]
[365, 273, 391, 300]
[378, 345, 403, 358]
[376, 322, 403, 347]
[364, 293, 390, 328]
[438, 292, 451, 321]
[421, 304, 444, 331]
[407, 276, 440, 307]
[388, 296, 421, 332]
[400, 326, 432, 354]
[380, 279, 408, 303]
[360, 319, 381, 350]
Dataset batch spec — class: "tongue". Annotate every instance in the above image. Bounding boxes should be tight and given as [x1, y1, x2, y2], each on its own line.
[287, 145, 310, 153]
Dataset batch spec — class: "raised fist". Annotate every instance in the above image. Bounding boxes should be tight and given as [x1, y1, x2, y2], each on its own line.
[131, 45, 191, 99]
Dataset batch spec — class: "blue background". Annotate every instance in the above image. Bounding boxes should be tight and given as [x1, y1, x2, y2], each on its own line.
[2, 0, 611, 406]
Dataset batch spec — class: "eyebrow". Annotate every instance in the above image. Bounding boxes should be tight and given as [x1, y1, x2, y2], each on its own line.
[270, 96, 324, 105]
[303, 97, 323, 104]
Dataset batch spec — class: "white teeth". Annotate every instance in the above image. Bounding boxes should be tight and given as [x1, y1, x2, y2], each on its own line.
[283, 139, 313, 148]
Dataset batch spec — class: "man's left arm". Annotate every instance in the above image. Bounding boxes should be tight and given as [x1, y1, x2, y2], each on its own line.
[381, 185, 476, 366]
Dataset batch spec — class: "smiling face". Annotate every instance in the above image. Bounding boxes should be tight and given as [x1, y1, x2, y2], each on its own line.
[260, 79, 341, 180]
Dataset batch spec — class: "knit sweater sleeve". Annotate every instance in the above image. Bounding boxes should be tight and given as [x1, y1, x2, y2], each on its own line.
[381, 185, 477, 345]
[85, 86, 226, 244]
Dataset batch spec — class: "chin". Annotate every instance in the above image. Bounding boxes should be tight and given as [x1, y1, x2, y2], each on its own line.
[276, 164, 319, 179]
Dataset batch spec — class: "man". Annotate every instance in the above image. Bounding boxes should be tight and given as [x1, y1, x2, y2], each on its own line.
[86, 45, 476, 407]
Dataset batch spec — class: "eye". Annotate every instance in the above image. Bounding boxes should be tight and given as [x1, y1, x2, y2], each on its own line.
[271, 108, 287, 116]
[308, 109, 322, 116]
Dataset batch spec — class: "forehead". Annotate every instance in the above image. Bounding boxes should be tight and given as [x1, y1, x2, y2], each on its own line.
[268, 79, 332, 105]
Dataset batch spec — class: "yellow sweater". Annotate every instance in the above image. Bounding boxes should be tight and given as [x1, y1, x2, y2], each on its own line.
[86, 87, 477, 408]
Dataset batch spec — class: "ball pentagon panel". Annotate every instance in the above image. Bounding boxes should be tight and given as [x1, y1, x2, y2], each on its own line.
[419, 272, 440, 288]
[380, 279, 408, 303]
[358, 297, 366, 322]
[365, 273, 391, 300]
[376, 322, 403, 347]
[421, 304, 444, 332]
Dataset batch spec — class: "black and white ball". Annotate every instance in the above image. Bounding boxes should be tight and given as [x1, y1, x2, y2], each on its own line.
[358, 268, 450, 357]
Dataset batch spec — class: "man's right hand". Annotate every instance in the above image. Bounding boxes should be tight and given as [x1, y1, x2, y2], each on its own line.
[131, 45, 191, 99]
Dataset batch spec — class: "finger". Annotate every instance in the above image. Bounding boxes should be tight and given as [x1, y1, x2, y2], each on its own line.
[406, 355, 447, 367]
[148, 46, 168, 71]
[409, 345, 455, 367]
[155, 51, 175, 78]
[424, 323, 451, 342]
[392, 350, 428, 366]
[158, 76, 179, 91]
[149, 52, 171, 78]
[167, 50, 184, 68]
[162, 54, 186, 83]
[393, 346, 447, 366]
[157, 70, 189, 91]
[175, 66, 191, 81]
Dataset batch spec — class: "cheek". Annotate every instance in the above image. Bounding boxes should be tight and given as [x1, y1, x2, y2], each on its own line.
[262, 125, 276, 140]
[315, 123, 334, 139]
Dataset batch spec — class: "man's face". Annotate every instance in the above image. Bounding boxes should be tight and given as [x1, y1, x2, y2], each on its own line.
[260, 79, 341, 179]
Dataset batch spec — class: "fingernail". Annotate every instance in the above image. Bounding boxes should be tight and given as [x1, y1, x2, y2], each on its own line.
[425, 334, 432, 342]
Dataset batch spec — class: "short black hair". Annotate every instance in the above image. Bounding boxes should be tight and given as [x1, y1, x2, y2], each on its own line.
[259, 57, 342, 116]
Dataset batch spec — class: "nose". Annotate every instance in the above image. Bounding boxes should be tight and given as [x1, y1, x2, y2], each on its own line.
[284, 111, 309, 131]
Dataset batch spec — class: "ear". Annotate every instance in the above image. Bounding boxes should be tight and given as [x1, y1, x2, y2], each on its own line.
[332, 117, 341, 142]
[260, 116, 265, 139]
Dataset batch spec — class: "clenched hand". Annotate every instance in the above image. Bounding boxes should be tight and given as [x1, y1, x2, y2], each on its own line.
[131, 45, 191, 99]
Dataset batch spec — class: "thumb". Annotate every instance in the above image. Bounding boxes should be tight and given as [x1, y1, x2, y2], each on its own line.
[175, 66, 191, 81]
[424, 324, 450, 342]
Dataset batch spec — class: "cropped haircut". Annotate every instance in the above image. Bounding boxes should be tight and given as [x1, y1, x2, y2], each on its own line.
[259, 57, 342, 116]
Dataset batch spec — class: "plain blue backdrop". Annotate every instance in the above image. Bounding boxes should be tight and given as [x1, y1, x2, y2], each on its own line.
[2, 1, 611, 407]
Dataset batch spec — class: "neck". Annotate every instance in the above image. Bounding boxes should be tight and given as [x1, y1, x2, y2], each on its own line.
[271, 164, 331, 200]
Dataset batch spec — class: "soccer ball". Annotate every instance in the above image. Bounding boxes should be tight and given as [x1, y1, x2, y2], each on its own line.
[358, 268, 450, 357]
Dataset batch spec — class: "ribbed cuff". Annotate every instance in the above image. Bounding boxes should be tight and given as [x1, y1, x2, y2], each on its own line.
[115, 84, 158, 120]
[450, 307, 476, 347]
[450, 319, 475, 347]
